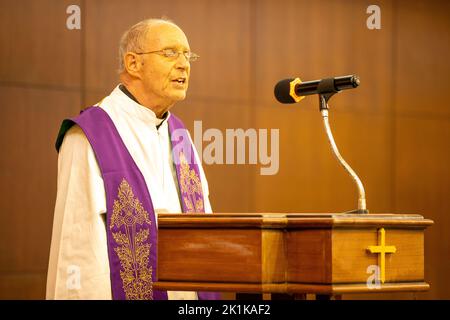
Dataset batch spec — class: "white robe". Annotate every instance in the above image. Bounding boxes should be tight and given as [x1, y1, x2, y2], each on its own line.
[46, 85, 211, 300]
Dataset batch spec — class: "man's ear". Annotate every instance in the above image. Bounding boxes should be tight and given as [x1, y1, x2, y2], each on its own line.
[123, 52, 143, 79]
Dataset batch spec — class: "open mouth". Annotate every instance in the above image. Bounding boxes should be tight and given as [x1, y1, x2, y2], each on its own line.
[172, 78, 186, 84]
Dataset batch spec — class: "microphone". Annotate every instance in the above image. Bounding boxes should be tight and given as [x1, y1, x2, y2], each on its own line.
[274, 75, 360, 104]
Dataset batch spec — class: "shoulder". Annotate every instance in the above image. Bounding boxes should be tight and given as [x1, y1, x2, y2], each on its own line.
[55, 107, 110, 152]
[57, 124, 103, 181]
[59, 124, 92, 156]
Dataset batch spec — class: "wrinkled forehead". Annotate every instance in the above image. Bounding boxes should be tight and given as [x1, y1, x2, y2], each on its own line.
[145, 22, 190, 51]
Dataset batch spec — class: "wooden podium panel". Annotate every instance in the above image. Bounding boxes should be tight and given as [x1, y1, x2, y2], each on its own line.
[154, 213, 433, 295]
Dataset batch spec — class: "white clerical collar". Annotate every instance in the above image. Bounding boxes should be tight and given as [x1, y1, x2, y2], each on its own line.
[110, 84, 169, 128]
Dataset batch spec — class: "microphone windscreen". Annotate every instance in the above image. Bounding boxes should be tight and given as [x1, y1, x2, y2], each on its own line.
[274, 78, 296, 104]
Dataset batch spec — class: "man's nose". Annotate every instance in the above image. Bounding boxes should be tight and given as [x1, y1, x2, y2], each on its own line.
[175, 53, 189, 69]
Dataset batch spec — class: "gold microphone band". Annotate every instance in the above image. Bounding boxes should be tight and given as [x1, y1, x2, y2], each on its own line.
[289, 78, 306, 103]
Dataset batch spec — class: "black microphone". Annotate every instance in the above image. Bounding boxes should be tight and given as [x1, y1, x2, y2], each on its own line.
[274, 75, 360, 104]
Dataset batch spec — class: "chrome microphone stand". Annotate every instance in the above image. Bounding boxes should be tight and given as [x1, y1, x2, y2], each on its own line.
[318, 93, 368, 214]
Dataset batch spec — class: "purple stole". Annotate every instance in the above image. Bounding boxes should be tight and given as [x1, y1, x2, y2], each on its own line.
[56, 107, 220, 300]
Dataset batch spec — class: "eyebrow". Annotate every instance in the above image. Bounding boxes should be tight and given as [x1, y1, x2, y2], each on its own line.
[161, 46, 190, 52]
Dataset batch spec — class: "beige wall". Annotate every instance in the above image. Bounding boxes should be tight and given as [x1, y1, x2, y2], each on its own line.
[0, 0, 448, 299]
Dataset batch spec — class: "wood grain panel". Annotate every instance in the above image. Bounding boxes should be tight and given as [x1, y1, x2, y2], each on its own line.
[286, 229, 332, 283]
[158, 228, 263, 282]
[171, 0, 252, 103]
[0, 86, 81, 273]
[0, 0, 81, 87]
[0, 273, 46, 299]
[262, 229, 286, 283]
[84, 89, 110, 108]
[254, 0, 394, 114]
[395, 0, 450, 118]
[331, 228, 424, 283]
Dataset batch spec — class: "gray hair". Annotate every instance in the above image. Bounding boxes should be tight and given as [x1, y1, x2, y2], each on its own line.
[118, 18, 178, 73]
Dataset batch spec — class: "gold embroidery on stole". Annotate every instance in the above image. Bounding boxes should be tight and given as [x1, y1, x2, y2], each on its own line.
[179, 151, 204, 212]
[110, 179, 153, 300]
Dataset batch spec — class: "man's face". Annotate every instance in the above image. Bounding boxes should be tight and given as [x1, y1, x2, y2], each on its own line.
[139, 23, 191, 105]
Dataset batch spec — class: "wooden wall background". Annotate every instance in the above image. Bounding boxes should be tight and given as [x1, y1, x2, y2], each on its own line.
[0, 0, 448, 299]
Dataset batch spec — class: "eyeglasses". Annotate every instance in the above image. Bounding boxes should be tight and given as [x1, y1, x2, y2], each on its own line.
[135, 49, 200, 62]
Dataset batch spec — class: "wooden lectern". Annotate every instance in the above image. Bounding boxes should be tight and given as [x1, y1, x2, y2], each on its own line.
[155, 213, 433, 298]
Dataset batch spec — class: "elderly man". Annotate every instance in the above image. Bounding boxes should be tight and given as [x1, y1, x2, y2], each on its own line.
[46, 18, 218, 300]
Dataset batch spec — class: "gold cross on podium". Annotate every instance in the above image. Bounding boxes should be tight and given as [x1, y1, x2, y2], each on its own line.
[367, 228, 397, 284]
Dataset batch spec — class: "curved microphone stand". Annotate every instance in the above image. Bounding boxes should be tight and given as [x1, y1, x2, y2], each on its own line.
[319, 94, 368, 214]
